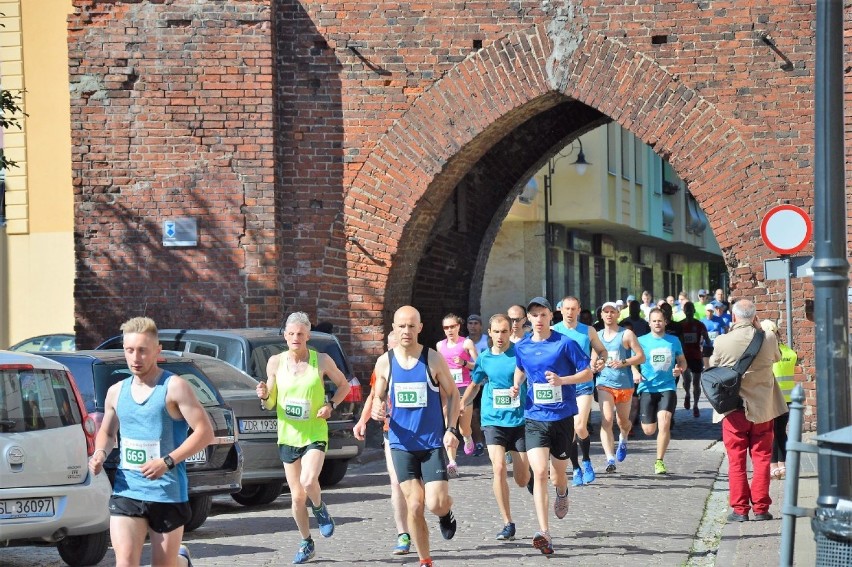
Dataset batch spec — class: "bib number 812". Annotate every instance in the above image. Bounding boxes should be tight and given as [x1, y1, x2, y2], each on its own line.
[125, 448, 147, 465]
[397, 391, 418, 404]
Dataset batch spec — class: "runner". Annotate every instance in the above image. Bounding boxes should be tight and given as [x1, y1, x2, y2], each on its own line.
[507, 304, 528, 343]
[592, 302, 646, 473]
[678, 302, 710, 418]
[257, 312, 351, 564]
[633, 308, 687, 474]
[552, 296, 607, 486]
[88, 317, 213, 567]
[459, 313, 531, 541]
[510, 297, 593, 555]
[371, 306, 460, 567]
[436, 313, 479, 477]
[353, 330, 411, 555]
[465, 314, 488, 457]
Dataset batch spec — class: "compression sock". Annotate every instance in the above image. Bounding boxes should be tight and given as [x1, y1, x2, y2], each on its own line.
[579, 435, 592, 461]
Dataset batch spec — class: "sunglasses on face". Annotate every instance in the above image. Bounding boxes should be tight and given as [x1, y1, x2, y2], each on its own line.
[509, 317, 525, 324]
[443, 324, 459, 330]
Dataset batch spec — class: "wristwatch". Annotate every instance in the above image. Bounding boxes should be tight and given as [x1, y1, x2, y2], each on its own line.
[447, 426, 459, 435]
[328, 400, 339, 410]
[163, 455, 176, 470]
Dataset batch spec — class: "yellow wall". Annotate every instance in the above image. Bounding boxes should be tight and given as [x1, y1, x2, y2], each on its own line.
[1, 0, 75, 346]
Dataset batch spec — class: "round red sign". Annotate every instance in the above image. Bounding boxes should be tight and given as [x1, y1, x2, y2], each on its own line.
[760, 204, 812, 255]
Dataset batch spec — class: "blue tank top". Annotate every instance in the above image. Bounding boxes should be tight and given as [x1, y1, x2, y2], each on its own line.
[597, 329, 634, 389]
[387, 348, 445, 451]
[553, 322, 594, 389]
[113, 371, 189, 503]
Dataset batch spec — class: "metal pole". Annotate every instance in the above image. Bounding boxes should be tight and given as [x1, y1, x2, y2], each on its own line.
[784, 256, 793, 349]
[544, 169, 552, 301]
[780, 385, 805, 566]
[813, 0, 851, 507]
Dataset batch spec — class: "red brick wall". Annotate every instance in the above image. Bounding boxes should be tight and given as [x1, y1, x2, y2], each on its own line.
[71, 1, 850, 429]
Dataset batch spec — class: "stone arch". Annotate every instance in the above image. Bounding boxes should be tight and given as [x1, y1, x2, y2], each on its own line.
[343, 20, 795, 360]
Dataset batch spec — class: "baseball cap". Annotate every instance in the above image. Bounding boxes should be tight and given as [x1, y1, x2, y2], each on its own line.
[527, 296, 552, 311]
[698, 289, 708, 296]
[626, 294, 636, 302]
[466, 314, 482, 323]
[705, 304, 715, 312]
[615, 299, 625, 307]
[601, 301, 619, 312]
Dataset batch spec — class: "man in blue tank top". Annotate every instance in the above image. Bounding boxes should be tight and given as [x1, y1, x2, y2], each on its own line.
[510, 297, 593, 556]
[88, 317, 214, 567]
[371, 305, 461, 567]
[552, 295, 607, 486]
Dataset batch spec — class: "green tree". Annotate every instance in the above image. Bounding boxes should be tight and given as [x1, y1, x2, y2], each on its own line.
[0, 88, 25, 170]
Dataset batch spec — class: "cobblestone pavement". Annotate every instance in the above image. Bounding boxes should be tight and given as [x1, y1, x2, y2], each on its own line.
[2, 395, 728, 566]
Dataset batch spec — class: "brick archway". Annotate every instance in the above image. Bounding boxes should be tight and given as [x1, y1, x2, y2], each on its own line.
[343, 22, 800, 356]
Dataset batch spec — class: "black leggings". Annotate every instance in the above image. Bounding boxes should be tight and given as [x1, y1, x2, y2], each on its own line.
[682, 366, 702, 402]
[772, 410, 790, 463]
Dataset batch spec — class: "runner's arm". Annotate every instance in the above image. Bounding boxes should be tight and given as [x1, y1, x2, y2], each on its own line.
[259, 354, 279, 410]
[370, 354, 391, 420]
[674, 353, 687, 377]
[317, 352, 351, 419]
[623, 329, 646, 366]
[89, 383, 120, 475]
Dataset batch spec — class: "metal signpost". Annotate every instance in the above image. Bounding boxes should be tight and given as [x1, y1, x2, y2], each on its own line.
[760, 204, 813, 350]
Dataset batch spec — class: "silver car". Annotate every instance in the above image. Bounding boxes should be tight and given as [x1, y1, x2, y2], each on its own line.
[0, 351, 111, 566]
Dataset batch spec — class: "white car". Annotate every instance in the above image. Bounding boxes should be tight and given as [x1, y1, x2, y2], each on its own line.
[0, 351, 111, 566]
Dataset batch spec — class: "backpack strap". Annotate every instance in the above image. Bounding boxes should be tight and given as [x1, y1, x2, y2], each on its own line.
[732, 329, 765, 375]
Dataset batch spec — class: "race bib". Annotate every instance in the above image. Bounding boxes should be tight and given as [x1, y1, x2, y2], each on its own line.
[533, 383, 563, 404]
[707, 331, 719, 341]
[606, 350, 620, 364]
[395, 382, 428, 408]
[121, 438, 160, 471]
[683, 332, 698, 345]
[284, 398, 311, 420]
[492, 388, 520, 409]
[450, 368, 464, 384]
[650, 348, 672, 372]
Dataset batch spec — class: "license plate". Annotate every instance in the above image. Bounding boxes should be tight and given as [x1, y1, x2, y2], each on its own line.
[239, 418, 278, 434]
[185, 449, 207, 464]
[0, 498, 55, 519]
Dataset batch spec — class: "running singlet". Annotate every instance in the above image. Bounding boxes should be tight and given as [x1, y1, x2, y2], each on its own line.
[597, 329, 634, 389]
[515, 333, 589, 422]
[271, 349, 328, 447]
[636, 334, 683, 394]
[702, 316, 725, 344]
[679, 319, 706, 361]
[388, 348, 445, 452]
[471, 344, 525, 428]
[552, 321, 594, 390]
[438, 338, 472, 388]
[113, 371, 189, 503]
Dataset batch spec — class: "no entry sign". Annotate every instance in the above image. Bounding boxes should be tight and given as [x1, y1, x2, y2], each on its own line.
[760, 204, 812, 255]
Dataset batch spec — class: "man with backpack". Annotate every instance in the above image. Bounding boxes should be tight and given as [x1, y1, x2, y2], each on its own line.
[709, 299, 786, 523]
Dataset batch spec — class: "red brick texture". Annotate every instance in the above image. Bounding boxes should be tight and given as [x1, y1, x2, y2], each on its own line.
[70, 1, 851, 428]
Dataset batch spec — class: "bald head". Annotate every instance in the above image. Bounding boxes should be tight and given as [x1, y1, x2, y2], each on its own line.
[392, 305, 423, 348]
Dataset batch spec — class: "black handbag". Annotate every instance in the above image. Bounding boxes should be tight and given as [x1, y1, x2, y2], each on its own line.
[701, 329, 765, 413]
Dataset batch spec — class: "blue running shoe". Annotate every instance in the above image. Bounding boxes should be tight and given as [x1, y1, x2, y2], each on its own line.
[496, 522, 516, 541]
[616, 440, 628, 462]
[571, 468, 584, 487]
[582, 460, 596, 484]
[293, 538, 315, 564]
[393, 533, 411, 555]
[312, 502, 335, 538]
[473, 442, 485, 457]
[178, 545, 193, 567]
[505, 452, 513, 464]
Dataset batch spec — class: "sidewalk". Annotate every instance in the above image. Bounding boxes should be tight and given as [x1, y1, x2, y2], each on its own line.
[715, 434, 819, 566]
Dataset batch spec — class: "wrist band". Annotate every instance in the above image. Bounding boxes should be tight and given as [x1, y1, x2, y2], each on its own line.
[93, 448, 107, 459]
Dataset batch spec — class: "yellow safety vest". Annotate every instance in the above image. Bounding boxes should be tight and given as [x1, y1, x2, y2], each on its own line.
[773, 343, 797, 403]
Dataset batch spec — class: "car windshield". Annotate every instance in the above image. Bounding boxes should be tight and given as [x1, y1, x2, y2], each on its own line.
[191, 358, 259, 392]
[92, 362, 223, 410]
[0, 367, 82, 433]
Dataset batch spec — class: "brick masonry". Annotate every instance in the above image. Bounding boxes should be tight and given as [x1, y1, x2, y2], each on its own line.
[69, 1, 852, 428]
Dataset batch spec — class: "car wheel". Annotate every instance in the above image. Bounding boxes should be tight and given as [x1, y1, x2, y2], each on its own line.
[184, 494, 214, 532]
[56, 530, 109, 566]
[318, 459, 348, 487]
[231, 480, 284, 506]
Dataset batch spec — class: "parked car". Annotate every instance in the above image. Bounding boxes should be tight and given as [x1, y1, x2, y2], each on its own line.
[97, 328, 365, 492]
[40, 350, 242, 531]
[1, 351, 111, 566]
[8, 333, 76, 353]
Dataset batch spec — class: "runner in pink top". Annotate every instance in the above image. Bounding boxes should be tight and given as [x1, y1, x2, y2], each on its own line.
[437, 313, 479, 478]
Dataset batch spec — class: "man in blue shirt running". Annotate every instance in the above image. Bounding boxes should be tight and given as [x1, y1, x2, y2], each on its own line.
[510, 297, 593, 556]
